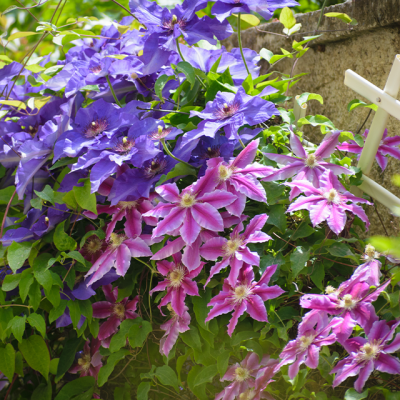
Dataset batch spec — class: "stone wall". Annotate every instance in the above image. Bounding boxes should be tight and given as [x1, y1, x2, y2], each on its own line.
[225, 0, 400, 237]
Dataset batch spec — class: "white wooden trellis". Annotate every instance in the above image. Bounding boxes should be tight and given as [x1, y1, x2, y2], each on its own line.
[294, 55, 400, 214]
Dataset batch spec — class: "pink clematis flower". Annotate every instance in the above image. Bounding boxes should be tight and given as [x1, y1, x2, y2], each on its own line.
[92, 284, 139, 344]
[338, 128, 400, 171]
[332, 320, 400, 392]
[200, 214, 272, 286]
[276, 310, 341, 379]
[263, 131, 351, 200]
[207, 138, 275, 216]
[300, 276, 390, 340]
[85, 232, 152, 285]
[85, 198, 157, 240]
[215, 352, 277, 400]
[150, 252, 203, 316]
[351, 244, 382, 286]
[69, 338, 103, 379]
[286, 170, 371, 235]
[206, 264, 284, 336]
[143, 167, 237, 245]
[159, 304, 191, 357]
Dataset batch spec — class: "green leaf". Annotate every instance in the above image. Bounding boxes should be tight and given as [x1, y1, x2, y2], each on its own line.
[217, 350, 231, 376]
[291, 221, 314, 240]
[8, 31, 39, 41]
[259, 48, 274, 63]
[32, 382, 52, 400]
[176, 61, 196, 89]
[227, 13, 260, 31]
[54, 221, 77, 252]
[49, 157, 79, 170]
[27, 313, 46, 337]
[0, 343, 15, 381]
[325, 12, 352, 24]
[128, 319, 152, 348]
[344, 388, 369, 400]
[54, 376, 95, 400]
[19, 335, 50, 379]
[327, 242, 354, 258]
[73, 179, 97, 214]
[109, 319, 136, 353]
[297, 115, 335, 130]
[97, 349, 130, 387]
[347, 99, 378, 112]
[311, 261, 325, 291]
[290, 246, 310, 278]
[67, 300, 81, 328]
[79, 299, 93, 322]
[156, 162, 196, 186]
[193, 364, 218, 387]
[187, 365, 208, 400]
[7, 241, 32, 273]
[155, 74, 176, 101]
[181, 326, 202, 350]
[56, 335, 84, 379]
[19, 270, 34, 302]
[232, 331, 259, 346]
[279, 7, 296, 29]
[0, 186, 19, 205]
[297, 92, 323, 106]
[137, 382, 151, 400]
[8, 315, 26, 343]
[267, 205, 287, 232]
[28, 281, 42, 311]
[155, 365, 179, 391]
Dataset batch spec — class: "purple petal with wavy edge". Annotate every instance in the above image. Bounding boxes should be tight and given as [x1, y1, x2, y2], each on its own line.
[98, 315, 121, 340]
[376, 152, 389, 170]
[246, 231, 272, 243]
[227, 301, 247, 336]
[156, 260, 175, 276]
[258, 264, 277, 286]
[105, 208, 126, 240]
[124, 237, 152, 257]
[337, 143, 363, 153]
[205, 258, 230, 286]
[288, 352, 307, 379]
[238, 247, 259, 266]
[332, 360, 363, 387]
[320, 170, 346, 191]
[200, 236, 226, 260]
[152, 207, 186, 238]
[300, 294, 338, 312]
[125, 208, 142, 238]
[206, 300, 233, 322]
[354, 360, 374, 393]
[376, 354, 400, 375]
[115, 244, 131, 276]
[226, 190, 246, 217]
[383, 135, 400, 146]
[246, 295, 269, 321]
[367, 320, 391, 342]
[290, 132, 307, 158]
[243, 214, 268, 238]
[309, 201, 330, 226]
[180, 209, 202, 245]
[92, 301, 113, 318]
[152, 237, 185, 260]
[262, 153, 300, 166]
[181, 278, 199, 297]
[143, 203, 175, 218]
[228, 256, 244, 286]
[341, 203, 370, 229]
[318, 161, 352, 175]
[315, 131, 341, 158]
[326, 204, 347, 235]
[286, 179, 321, 195]
[156, 183, 181, 202]
[254, 285, 285, 301]
[237, 162, 275, 178]
[149, 280, 169, 295]
[230, 174, 266, 202]
[384, 334, 400, 353]
[305, 344, 320, 369]
[86, 250, 116, 286]
[379, 144, 400, 159]
[341, 192, 371, 204]
[197, 190, 237, 209]
[231, 138, 259, 169]
[171, 286, 186, 316]
[191, 202, 224, 231]
[191, 164, 220, 196]
[182, 238, 202, 271]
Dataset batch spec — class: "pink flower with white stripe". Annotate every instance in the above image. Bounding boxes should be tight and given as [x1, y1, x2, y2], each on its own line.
[286, 170, 371, 235]
[159, 304, 191, 357]
[85, 231, 152, 285]
[338, 128, 400, 171]
[276, 310, 341, 379]
[332, 320, 400, 392]
[207, 138, 275, 216]
[206, 264, 284, 336]
[92, 284, 139, 344]
[150, 252, 203, 316]
[263, 131, 351, 200]
[200, 214, 272, 286]
[215, 352, 277, 400]
[143, 167, 237, 245]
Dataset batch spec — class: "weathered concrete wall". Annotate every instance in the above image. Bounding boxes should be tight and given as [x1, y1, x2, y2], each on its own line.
[225, 0, 400, 237]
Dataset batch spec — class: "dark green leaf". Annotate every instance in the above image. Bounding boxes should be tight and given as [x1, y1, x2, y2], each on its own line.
[217, 350, 231, 376]
[154, 74, 176, 101]
[32, 382, 52, 400]
[155, 365, 179, 391]
[344, 388, 369, 400]
[128, 319, 152, 348]
[231, 331, 259, 346]
[7, 241, 32, 273]
[56, 335, 84, 379]
[19, 335, 50, 379]
[19, 270, 34, 302]
[98, 349, 130, 387]
[27, 313, 46, 337]
[0, 343, 15, 381]
[49, 157, 78, 170]
[137, 382, 151, 400]
[2, 273, 22, 291]
[54, 221, 77, 252]
[54, 376, 95, 400]
[73, 179, 97, 214]
[8, 315, 26, 343]
[67, 300, 81, 328]
[176, 61, 196, 89]
[193, 364, 218, 387]
[267, 205, 287, 232]
[291, 221, 314, 240]
[290, 246, 310, 278]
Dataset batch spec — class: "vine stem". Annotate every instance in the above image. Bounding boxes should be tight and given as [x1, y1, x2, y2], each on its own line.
[4, 374, 17, 400]
[161, 139, 194, 169]
[0, 189, 17, 239]
[106, 75, 122, 107]
[237, 13, 250, 76]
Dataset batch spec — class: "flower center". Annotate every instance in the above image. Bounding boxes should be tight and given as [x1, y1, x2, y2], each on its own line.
[90, 65, 102, 74]
[84, 118, 108, 138]
[149, 126, 173, 140]
[305, 153, 318, 168]
[223, 238, 243, 257]
[117, 201, 137, 209]
[109, 233, 126, 249]
[85, 237, 102, 255]
[162, 15, 186, 32]
[239, 390, 256, 400]
[323, 188, 341, 204]
[299, 335, 314, 350]
[113, 303, 125, 319]
[340, 294, 357, 310]
[114, 137, 135, 154]
[218, 164, 234, 181]
[234, 367, 250, 382]
[143, 156, 168, 179]
[168, 266, 186, 288]
[180, 192, 196, 208]
[214, 101, 240, 120]
[325, 285, 336, 295]
[202, 146, 221, 159]
[357, 340, 382, 361]
[233, 285, 251, 303]
[78, 354, 91, 372]
[364, 244, 379, 261]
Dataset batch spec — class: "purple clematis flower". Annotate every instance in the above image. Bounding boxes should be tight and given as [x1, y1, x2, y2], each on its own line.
[338, 128, 400, 171]
[300, 276, 390, 340]
[69, 338, 103, 379]
[150, 252, 203, 316]
[276, 310, 340, 379]
[181, 87, 278, 145]
[159, 304, 191, 357]
[212, 0, 299, 22]
[286, 170, 371, 235]
[201, 213, 272, 286]
[331, 320, 400, 392]
[143, 167, 237, 245]
[206, 264, 284, 336]
[208, 138, 275, 216]
[263, 131, 351, 200]
[216, 352, 278, 400]
[85, 231, 152, 285]
[92, 284, 139, 344]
